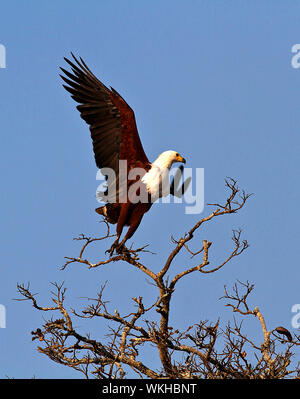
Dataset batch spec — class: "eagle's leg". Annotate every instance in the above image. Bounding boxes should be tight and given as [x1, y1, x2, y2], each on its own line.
[106, 203, 131, 256]
[115, 208, 145, 254]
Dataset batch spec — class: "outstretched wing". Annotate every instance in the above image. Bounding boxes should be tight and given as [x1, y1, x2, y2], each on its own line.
[60, 54, 150, 201]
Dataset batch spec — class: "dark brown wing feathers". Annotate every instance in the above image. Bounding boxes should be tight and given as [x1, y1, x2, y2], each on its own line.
[60, 53, 149, 181]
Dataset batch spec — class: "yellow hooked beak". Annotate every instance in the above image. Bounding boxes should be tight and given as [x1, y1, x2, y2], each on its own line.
[176, 153, 186, 164]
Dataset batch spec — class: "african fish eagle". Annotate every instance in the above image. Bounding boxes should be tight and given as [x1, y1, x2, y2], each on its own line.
[60, 54, 186, 255]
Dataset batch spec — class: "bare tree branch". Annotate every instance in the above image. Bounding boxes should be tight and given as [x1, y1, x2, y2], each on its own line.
[16, 178, 300, 379]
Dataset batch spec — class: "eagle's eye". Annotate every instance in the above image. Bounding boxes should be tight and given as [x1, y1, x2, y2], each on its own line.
[175, 153, 179, 157]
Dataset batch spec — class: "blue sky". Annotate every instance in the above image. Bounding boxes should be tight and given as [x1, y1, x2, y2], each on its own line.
[1, 0, 300, 378]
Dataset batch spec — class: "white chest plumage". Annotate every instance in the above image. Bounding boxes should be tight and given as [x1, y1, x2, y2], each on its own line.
[141, 151, 177, 201]
[141, 164, 170, 201]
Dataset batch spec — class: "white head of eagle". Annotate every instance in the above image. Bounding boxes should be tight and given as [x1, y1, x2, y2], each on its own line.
[142, 150, 186, 199]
